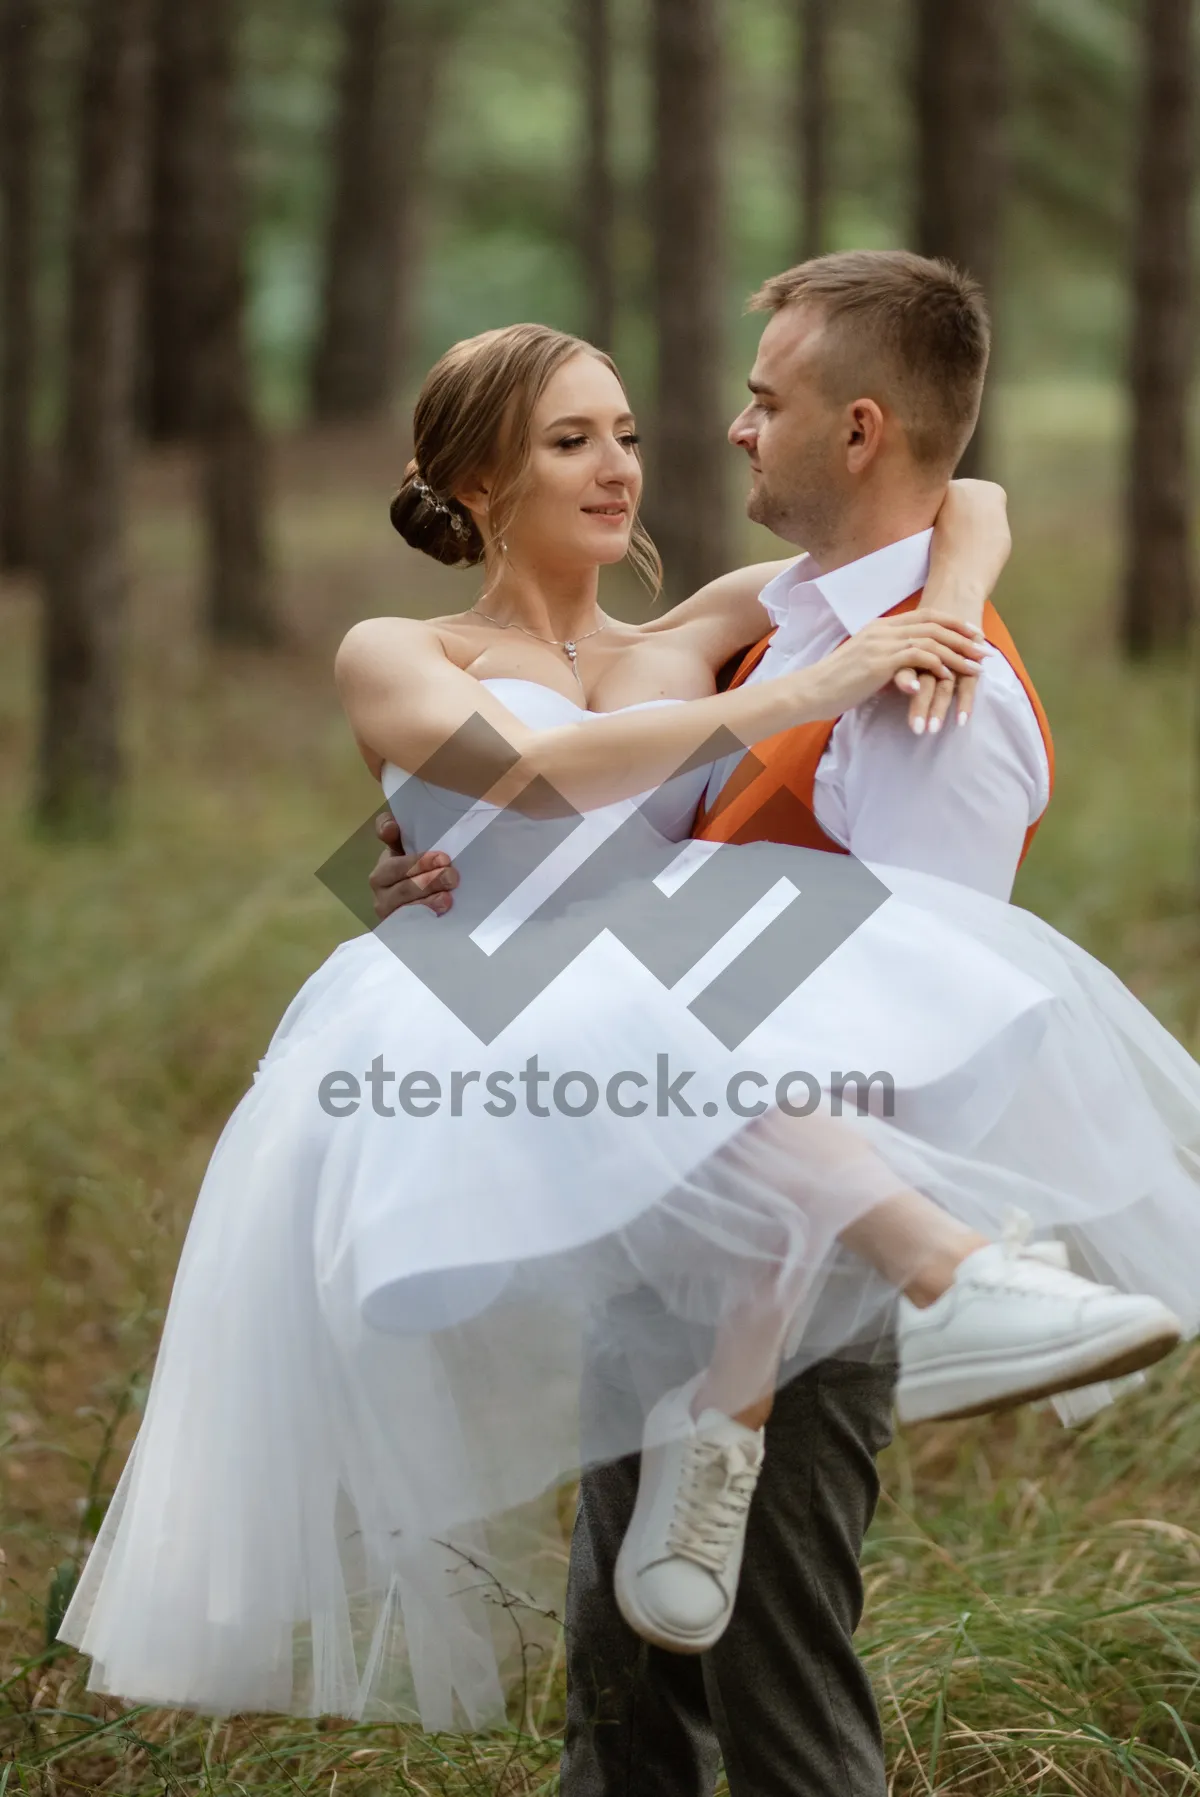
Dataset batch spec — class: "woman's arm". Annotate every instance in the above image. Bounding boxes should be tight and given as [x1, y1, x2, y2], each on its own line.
[637, 559, 797, 669]
[922, 479, 1011, 622]
[642, 483, 1009, 715]
[905, 479, 1011, 731]
[335, 611, 985, 819]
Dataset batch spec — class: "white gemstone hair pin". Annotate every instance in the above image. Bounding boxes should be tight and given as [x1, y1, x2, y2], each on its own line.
[413, 473, 468, 539]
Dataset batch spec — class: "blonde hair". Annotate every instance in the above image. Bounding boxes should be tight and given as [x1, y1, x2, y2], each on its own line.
[748, 250, 991, 471]
[390, 323, 662, 595]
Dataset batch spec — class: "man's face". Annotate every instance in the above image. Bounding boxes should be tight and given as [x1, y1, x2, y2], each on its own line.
[728, 304, 855, 557]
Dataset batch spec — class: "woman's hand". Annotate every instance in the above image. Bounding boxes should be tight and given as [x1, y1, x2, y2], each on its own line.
[894, 479, 1011, 735]
[806, 611, 987, 722]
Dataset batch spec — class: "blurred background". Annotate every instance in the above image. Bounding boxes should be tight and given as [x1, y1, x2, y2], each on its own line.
[2, 1, 1200, 1792]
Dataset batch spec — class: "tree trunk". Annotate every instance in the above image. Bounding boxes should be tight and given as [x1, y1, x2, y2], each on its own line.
[140, 0, 206, 440]
[1, 0, 38, 568]
[188, 0, 278, 645]
[913, 0, 1011, 476]
[794, 0, 829, 263]
[1121, 0, 1195, 657]
[577, 0, 616, 349]
[648, 0, 729, 603]
[310, 0, 449, 421]
[36, 0, 149, 836]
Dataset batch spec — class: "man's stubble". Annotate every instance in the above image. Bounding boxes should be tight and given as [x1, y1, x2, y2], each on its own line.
[744, 431, 850, 564]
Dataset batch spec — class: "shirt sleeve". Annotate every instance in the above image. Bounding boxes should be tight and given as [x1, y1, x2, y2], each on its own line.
[812, 654, 1051, 901]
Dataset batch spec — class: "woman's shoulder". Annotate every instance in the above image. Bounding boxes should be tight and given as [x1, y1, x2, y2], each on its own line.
[335, 614, 462, 682]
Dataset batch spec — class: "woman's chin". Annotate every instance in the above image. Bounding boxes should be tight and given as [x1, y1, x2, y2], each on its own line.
[586, 529, 634, 566]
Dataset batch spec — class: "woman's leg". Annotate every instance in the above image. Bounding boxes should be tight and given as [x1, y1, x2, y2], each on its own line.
[694, 1108, 988, 1429]
[611, 1109, 952, 1658]
[697, 1191, 988, 1427]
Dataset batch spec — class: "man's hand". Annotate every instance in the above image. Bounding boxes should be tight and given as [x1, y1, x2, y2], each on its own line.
[370, 810, 459, 920]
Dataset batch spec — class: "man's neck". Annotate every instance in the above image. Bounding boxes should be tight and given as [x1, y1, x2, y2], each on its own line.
[808, 489, 946, 577]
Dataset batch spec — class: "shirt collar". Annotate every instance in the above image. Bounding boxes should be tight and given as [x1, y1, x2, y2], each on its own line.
[760, 528, 935, 642]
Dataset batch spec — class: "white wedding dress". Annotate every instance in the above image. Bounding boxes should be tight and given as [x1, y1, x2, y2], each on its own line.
[58, 676, 1200, 1731]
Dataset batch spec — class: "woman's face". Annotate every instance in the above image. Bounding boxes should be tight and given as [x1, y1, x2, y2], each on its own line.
[488, 352, 643, 573]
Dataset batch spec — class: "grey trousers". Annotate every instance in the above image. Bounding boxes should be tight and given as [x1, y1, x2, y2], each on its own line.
[560, 1326, 898, 1797]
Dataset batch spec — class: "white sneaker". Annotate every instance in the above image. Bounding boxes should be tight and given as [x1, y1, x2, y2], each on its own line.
[614, 1375, 764, 1653]
[896, 1221, 1182, 1424]
[1022, 1240, 1147, 1427]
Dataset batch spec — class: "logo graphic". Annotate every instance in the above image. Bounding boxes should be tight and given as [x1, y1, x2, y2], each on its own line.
[316, 713, 891, 1049]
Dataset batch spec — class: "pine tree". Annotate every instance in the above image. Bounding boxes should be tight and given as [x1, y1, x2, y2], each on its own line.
[577, 0, 616, 348]
[36, 0, 150, 834]
[794, 0, 829, 262]
[913, 0, 1011, 475]
[648, 0, 730, 602]
[189, 0, 278, 645]
[141, 0, 205, 439]
[310, 0, 452, 420]
[1, 0, 38, 567]
[1121, 0, 1195, 656]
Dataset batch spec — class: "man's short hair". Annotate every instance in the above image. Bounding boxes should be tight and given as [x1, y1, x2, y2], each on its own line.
[748, 250, 991, 473]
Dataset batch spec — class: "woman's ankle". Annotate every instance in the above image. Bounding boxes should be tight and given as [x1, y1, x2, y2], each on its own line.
[691, 1377, 773, 1432]
[902, 1232, 991, 1308]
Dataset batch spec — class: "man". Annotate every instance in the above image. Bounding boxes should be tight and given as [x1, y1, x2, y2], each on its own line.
[369, 252, 1051, 1794]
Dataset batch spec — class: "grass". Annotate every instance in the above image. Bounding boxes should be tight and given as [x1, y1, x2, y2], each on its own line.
[2, 397, 1200, 1793]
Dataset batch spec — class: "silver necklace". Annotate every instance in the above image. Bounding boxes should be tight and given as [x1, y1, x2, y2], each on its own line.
[470, 604, 611, 687]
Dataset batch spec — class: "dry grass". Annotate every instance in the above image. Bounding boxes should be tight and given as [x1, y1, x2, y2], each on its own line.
[1, 399, 1199, 1793]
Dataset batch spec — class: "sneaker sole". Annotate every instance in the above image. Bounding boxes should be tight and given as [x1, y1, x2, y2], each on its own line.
[895, 1316, 1182, 1425]
[613, 1540, 729, 1655]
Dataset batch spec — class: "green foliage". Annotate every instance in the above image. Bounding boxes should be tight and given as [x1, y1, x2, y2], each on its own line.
[218, 0, 1165, 420]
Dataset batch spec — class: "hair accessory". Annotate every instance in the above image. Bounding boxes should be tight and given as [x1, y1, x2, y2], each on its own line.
[412, 472, 468, 540]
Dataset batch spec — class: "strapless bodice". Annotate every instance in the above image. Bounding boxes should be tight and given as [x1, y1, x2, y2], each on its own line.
[380, 677, 711, 863]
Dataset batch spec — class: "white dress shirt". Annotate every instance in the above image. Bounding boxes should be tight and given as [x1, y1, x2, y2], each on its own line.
[701, 529, 1051, 901]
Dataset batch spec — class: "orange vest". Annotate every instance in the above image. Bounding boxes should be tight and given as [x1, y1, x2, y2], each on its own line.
[694, 591, 1054, 866]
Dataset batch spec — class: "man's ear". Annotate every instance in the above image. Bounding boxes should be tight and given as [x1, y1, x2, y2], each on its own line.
[845, 399, 885, 475]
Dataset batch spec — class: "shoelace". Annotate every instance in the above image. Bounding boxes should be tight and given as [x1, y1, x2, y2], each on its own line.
[998, 1207, 1116, 1294]
[1000, 1205, 1034, 1255]
[664, 1436, 762, 1575]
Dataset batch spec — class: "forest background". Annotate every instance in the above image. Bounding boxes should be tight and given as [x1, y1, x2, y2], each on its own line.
[2, 0, 1200, 1792]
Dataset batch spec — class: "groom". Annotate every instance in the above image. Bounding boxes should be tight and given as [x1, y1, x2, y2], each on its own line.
[368, 251, 1052, 1795]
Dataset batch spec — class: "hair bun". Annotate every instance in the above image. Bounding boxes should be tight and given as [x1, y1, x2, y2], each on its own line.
[390, 460, 483, 568]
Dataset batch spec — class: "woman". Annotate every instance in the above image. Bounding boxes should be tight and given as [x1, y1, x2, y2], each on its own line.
[58, 325, 1197, 1730]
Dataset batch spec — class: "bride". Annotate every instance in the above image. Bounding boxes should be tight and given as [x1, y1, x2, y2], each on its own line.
[58, 323, 1197, 1732]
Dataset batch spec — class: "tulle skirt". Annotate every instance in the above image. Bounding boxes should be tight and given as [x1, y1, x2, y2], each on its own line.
[57, 851, 1200, 1730]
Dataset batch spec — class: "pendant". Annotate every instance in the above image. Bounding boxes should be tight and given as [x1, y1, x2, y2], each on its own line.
[564, 640, 583, 685]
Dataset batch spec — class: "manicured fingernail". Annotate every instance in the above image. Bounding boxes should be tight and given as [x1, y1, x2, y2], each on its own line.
[927, 716, 941, 735]
[957, 709, 969, 727]
[911, 715, 926, 736]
